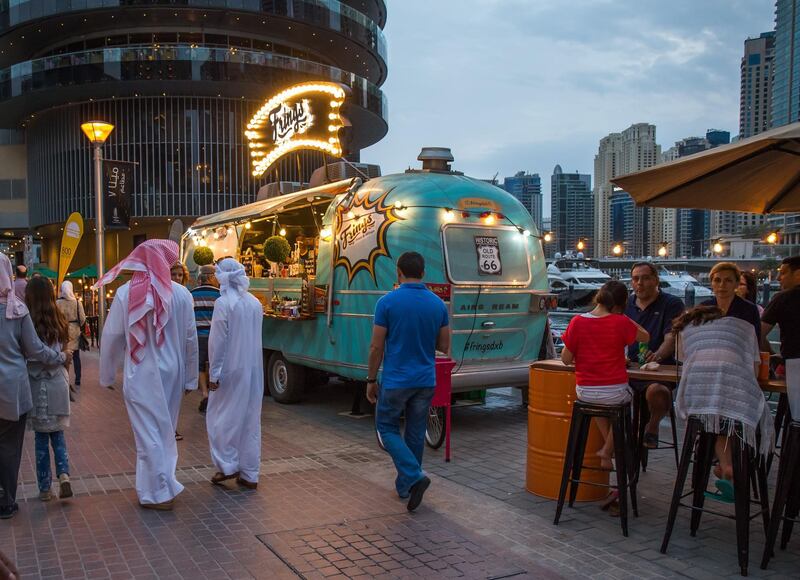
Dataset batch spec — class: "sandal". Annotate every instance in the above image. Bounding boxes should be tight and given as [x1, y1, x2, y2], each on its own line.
[600, 490, 619, 511]
[704, 479, 735, 504]
[175, 432, 183, 441]
[643, 432, 659, 449]
[236, 477, 258, 490]
[211, 471, 239, 485]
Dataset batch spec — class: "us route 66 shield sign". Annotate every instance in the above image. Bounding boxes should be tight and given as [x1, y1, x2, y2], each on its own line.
[475, 235, 502, 276]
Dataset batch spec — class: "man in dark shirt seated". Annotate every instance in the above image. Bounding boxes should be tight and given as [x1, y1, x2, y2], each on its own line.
[624, 262, 685, 449]
[761, 256, 800, 418]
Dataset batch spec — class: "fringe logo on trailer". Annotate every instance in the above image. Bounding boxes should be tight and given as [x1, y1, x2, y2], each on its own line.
[334, 191, 404, 284]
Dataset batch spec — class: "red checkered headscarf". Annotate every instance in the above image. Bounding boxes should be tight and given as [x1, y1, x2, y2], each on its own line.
[93, 239, 179, 364]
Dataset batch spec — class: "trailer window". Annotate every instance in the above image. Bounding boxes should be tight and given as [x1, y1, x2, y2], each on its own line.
[442, 225, 531, 285]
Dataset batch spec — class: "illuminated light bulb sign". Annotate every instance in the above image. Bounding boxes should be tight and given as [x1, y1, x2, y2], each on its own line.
[246, 82, 347, 177]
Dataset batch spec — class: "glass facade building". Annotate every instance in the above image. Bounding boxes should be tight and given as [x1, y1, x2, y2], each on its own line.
[550, 164, 592, 257]
[502, 171, 543, 230]
[0, 0, 388, 230]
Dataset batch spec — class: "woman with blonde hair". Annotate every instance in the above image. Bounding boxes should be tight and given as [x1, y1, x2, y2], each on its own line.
[673, 305, 774, 501]
[701, 262, 761, 342]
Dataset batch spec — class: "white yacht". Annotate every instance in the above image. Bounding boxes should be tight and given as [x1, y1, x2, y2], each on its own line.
[620, 268, 712, 305]
[548, 254, 611, 308]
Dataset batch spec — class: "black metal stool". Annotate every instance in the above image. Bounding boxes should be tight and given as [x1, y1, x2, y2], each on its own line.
[661, 416, 771, 576]
[554, 400, 639, 537]
[761, 420, 800, 570]
[766, 393, 792, 474]
[634, 388, 679, 472]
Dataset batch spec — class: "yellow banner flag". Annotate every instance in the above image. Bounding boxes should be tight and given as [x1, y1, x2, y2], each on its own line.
[58, 212, 84, 286]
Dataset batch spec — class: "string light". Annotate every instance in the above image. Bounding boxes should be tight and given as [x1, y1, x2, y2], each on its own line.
[279, 228, 287, 236]
[543, 232, 553, 243]
[245, 222, 252, 229]
[442, 208, 455, 222]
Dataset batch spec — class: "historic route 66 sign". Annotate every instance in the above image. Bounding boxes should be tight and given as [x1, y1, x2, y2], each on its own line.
[475, 236, 502, 275]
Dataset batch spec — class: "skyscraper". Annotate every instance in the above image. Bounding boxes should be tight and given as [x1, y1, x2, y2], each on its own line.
[550, 165, 593, 256]
[769, 0, 800, 245]
[503, 171, 543, 230]
[593, 123, 661, 257]
[741, 32, 776, 138]
[773, 0, 800, 126]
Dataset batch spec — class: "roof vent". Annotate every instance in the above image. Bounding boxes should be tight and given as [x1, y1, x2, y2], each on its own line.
[417, 147, 455, 173]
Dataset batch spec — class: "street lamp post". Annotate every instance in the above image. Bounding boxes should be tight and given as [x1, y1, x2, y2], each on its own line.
[81, 121, 114, 334]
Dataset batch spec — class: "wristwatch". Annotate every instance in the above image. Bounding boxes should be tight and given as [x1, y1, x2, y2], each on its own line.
[366, 377, 377, 383]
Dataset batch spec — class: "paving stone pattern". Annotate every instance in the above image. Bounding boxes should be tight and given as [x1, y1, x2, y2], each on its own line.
[1, 351, 798, 578]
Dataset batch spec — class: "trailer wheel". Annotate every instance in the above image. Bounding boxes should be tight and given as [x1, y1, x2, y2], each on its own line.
[425, 406, 447, 449]
[267, 352, 306, 404]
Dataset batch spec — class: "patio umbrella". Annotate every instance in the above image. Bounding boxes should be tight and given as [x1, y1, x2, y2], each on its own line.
[611, 122, 800, 214]
[32, 264, 57, 279]
[66, 264, 98, 279]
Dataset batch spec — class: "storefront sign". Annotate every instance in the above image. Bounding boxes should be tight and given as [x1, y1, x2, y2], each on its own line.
[334, 191, 403, 284]
[246, 82, 347, 178]
[458, 198, 501, 212]
[58, 212, 83, 286]
[103, 160, 133, 229]
[475, 236, 502, 275]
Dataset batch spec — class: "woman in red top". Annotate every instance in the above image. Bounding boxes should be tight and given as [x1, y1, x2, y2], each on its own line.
[561, 280, 649, 468]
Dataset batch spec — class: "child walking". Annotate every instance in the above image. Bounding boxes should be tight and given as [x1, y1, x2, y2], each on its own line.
[25, 276, 74, 501]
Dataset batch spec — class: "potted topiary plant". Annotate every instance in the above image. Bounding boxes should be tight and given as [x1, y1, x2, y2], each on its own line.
[193, 246, 215, 266]
[263, 235, 291, 266]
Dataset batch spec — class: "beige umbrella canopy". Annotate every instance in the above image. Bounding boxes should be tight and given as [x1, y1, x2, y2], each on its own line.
[612, 122, 800, 213]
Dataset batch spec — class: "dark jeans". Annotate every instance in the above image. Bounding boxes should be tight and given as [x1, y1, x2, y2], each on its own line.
[0, 414, 27, 508]
[35, 431, 69, 492]
[376, 387, 435, 497]
[72, 349, 82, 386]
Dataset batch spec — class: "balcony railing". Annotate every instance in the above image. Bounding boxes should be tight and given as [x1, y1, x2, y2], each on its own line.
[0, 44, 388, 120]
[0, 0, 387, 64]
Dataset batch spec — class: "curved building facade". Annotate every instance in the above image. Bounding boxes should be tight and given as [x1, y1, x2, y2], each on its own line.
[0, 0, 388, 239]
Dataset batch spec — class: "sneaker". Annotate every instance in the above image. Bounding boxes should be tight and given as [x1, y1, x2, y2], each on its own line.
[39, 490, 53, 502]
[59, 474, 73, 499]
[407, 476, 431, 512]
[0, 503, 19, 519]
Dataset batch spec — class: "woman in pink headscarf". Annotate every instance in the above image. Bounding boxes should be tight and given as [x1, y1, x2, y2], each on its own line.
[0, 255, 66, 520]
[96, 240, 198, 510]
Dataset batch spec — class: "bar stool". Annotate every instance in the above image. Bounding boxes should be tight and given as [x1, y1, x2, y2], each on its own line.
[554, 400, 639, 537]
[661, 416, 771, 576]
[766, 393, 792, 474]
[761, 420, 800, 570]
[634, 389, 679, 471]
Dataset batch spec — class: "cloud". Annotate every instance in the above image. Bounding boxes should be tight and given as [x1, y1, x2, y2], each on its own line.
[363, 0, 775, 214]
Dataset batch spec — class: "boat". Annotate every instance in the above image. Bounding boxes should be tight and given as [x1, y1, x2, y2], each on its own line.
[547, 254, 611, 309]
[620, 268, 712, 305]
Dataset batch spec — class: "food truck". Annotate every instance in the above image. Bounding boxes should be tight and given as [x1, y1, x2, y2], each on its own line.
[182, 155, 554, 404]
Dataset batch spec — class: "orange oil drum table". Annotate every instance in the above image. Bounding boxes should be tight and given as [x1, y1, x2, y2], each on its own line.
[526, 364, 609, 501]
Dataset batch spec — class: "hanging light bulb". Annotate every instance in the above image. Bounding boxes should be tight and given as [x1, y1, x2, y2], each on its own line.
[244, 222, 252, 229]
[279, 228, 287, 236]
[543, 232, 553, 243]
[442, 208, 455, 222]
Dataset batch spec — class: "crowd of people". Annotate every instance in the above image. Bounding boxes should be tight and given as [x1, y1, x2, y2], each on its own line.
[0, 240, 265, 519]
[561, 256, 800, 504]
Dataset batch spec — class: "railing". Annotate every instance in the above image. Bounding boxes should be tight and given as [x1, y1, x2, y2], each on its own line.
[0, 44, 388, 119]
[0, 0, 387, 63]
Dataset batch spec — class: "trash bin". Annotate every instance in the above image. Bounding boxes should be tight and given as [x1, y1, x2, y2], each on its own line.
[526, 365, 609, 501]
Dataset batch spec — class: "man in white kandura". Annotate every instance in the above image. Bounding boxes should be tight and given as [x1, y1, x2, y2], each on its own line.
[96, 239, 199, 510]
[207, 258, 264, 489]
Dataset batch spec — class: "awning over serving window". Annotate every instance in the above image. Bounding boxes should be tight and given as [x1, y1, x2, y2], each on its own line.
[189, 178, 357, 231]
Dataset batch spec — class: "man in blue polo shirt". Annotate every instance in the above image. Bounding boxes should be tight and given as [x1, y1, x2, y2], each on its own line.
[366, 252, 450, 512]
[624, 262, 685, 448]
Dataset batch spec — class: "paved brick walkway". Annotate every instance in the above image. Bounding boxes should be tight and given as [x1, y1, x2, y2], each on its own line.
[1, 350, 798, 578]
